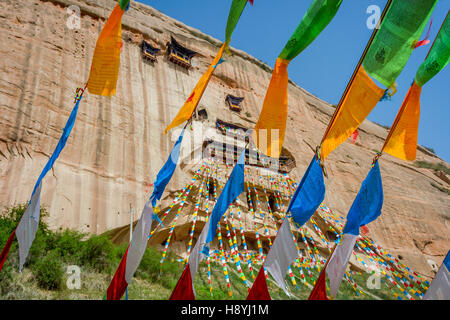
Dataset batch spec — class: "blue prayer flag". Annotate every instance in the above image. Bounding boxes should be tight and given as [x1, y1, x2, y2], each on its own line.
[30, 96, 83, 198]
[205, 150, 245, 243]
[287, 156, 325, 227]
[150, 129, 185, 207]
[343, 161, 383, 235]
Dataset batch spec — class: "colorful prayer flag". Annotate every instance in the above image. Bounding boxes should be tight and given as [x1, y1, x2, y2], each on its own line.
[107, 201, 154, 300]
[308, 267, 328, 300]
[164, 44, 226, 133]
[415, 12, 450, 87]
[326, 233, 358, 298]
[264, 219, 298, 295]
[423, 251, 450, 300]
[169, 264, 196, 300]
[287, 156, 325, 228]
[225, 0, 252, 50]
[382, 82, 422, 160]
[343, 160, 383, 236]
[87, 1, 130, 96]
[320, 66, 385, 160]
[363, 0, 437, 87]
[150, 129, 185, 207]
[205, 151, 245, 243]
[253, 0, 342, 158]
[247, 267, 271, 300]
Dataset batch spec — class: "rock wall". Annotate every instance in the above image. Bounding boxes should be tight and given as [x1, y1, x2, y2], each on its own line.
[0, 0, 448, 278]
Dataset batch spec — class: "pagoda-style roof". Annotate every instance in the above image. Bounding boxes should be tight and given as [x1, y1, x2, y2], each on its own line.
[141, 41, 160, 62]
[167, 36, 198, 68]
[225, 95, 244, 112]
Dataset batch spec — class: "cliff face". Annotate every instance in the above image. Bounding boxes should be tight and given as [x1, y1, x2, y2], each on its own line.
[0, 0, 448, 278]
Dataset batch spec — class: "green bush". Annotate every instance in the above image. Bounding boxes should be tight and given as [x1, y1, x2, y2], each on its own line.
[79, 235, 115, 273]
[33, 250, 64, 290]
[415, 160, 450, 175]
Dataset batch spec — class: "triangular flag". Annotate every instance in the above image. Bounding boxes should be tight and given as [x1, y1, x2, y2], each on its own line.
[264, 219, 298, 295]
[170, 264, 195, 300]
[308, 268, 328, 300]
[0, 230, 16, 273]
[246, 267, 271, 300]
[107, 246, 129, 300]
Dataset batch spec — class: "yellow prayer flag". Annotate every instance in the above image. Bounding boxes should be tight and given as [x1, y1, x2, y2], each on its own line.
[383, 82, 422, 161]
[251, 58, 290, 158]
[321, 66, 385, 160]
[87, 4, 124, 96]
[164, 44, 226, 134]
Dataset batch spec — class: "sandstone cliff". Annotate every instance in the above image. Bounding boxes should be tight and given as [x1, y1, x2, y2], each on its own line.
[0, 0, 448, 278]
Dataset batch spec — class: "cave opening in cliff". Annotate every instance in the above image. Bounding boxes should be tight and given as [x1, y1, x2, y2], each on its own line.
[225, 94, 244, 113]
[166, 36, 197, 69]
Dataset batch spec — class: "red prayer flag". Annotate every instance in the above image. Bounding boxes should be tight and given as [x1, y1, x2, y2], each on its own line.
[246, 267, 271, 300]
[169, 264, 195, 300]
[107, 246, 129, 300]
[308, 268, 328, 300]
[0, 230, 15, 273]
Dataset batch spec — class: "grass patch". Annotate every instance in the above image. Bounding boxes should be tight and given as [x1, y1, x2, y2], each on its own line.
[430, 182, 450, 195]
[415, 161, 450, 175]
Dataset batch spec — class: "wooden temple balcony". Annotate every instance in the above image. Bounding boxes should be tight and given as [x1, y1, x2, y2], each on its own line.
[166, 36, 197, 69]
[141, 41, 160, 63]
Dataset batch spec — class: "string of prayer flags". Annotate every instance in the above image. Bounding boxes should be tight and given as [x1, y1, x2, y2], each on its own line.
[87, 0, 130, 96]
[383, 13, 450, 160]
[363, 0, 437, 88]
[286, 155, 325, 228]
[0, 94, 84, 274]
[252, 0, 342, 158]
[423, 251, 450, 300]
[164, 0, 250, 133]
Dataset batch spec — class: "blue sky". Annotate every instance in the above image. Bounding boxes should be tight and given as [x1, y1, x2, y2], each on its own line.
[138, 0, 449, 162]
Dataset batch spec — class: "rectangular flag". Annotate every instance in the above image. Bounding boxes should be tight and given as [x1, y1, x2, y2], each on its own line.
[326, 233, 358, 298]
[320, 66, 385, 160]
[287, 156, 325, 228]
[164, 44, 226, 134]
[16, 182, 42, 272]
[150, 129, 185, 208]
[343, 160, 383, 236]
[423, 251, 450, 300]
[87, 0, 130, 96]
[264, 219, 298, 295]
[363, 0, 437, 87]
[205, 150, 245, 243]
[382, 82, 422, 160]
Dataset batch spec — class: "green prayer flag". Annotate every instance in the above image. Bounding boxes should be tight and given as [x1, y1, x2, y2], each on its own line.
[278, 0, 343, 61]
[415, 13, 450, 86]
[225, 0, 249, 46]
[118, 0, 130, 11]
[363, 0, 437, 88]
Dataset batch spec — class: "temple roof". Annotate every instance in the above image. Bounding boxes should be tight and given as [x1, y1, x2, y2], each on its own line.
[168, 36, 198, 58]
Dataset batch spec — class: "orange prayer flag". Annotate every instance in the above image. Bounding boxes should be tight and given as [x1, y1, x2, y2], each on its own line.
[164, 43, 226, 134]
[251, 58, 290, 158]
[320, 66, 385, 160]
[382, 82, 422, 161]
[87, 4, 125, 96]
